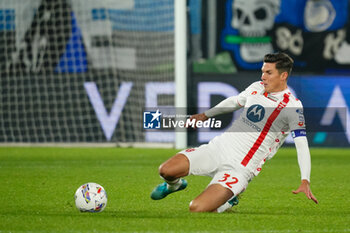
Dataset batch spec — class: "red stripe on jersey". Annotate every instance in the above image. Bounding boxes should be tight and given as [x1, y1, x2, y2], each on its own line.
[241, 93, 290, 167]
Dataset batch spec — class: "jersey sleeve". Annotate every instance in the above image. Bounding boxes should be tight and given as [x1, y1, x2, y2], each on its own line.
[294, 136, 311, 182]
[286, 101, 306, 136]
[204, 96, 242, 117]
[236, 81, 262, 106]
[204, 81, 261, 117]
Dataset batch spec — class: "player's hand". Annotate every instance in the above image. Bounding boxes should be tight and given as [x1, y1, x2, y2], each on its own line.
[188, 113, 209, 129]
[292, 179, 318, 204]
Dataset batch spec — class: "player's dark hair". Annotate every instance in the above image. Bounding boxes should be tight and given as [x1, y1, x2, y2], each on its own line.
[263, 52, 294, 76]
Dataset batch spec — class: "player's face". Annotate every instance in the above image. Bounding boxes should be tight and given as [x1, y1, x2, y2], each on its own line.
[261, 62, 288, 93]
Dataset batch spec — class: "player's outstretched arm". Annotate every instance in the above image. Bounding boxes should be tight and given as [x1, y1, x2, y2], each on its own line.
[292, 179, 318, 204]
[292, 134, 318, 204]
[187, 113, 209, 129]
[204, 96, 244, 118]
[189, 113, 208, 123]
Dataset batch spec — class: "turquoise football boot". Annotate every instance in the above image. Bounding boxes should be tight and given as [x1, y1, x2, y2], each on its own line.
[228, 196, 239, 206]
[150, 179, 187, 200]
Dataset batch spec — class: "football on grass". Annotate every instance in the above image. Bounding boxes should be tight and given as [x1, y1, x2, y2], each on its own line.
[74, 182, 107, 212]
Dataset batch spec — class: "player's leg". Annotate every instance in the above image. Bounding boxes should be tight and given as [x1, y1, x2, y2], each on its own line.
[189, 184, 233, 212]
[215, 161, 262, 213]
[150, 153, 189, 200]
[151, 145, 218, 200]
[189, 170, 248, 212]
[159, 153, 190, 181]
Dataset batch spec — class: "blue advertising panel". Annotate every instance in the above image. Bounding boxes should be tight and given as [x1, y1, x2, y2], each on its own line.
[288, 76, 350, 146]
[189, 74, 350, 147]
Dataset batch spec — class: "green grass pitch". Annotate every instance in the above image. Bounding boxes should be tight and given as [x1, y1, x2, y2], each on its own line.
[0, 147, 349, 233]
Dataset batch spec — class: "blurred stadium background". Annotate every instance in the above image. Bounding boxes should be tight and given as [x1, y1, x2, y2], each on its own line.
[0, 0, 349, 147]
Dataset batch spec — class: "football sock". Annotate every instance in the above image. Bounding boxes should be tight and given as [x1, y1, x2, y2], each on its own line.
[217, 196, 239, 213]
[163, 178, 183, 191]
[217, 201, 232, 213]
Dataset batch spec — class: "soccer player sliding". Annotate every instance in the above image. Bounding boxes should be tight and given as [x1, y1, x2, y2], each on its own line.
[151, 52, 318, 212]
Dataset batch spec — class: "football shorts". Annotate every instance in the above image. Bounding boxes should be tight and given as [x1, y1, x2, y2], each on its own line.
[180, 143, 249, 196]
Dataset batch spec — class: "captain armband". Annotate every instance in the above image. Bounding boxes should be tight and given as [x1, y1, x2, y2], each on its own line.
[291, 129, 307, 138]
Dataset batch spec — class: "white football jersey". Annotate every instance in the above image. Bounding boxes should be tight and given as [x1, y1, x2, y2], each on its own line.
[210, 81, 306, 175]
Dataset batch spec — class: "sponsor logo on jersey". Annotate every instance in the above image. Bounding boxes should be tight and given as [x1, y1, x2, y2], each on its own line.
[247, 104, 265, 123]
[242, 117, 262, 132]
[296, 108, 303, 114]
